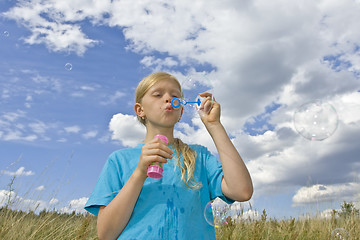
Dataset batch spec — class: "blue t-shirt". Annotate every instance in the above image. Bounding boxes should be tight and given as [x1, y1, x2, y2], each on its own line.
[85, 143, 233, 240]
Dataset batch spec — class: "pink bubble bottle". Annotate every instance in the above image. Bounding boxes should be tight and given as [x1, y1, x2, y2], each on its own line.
[147, 134, 168, 179]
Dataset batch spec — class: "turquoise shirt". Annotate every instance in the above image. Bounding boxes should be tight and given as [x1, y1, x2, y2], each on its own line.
[85, 144, 233, 240]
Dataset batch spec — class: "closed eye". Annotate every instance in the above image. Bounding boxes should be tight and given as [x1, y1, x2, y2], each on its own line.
[152, 92, 162, 97]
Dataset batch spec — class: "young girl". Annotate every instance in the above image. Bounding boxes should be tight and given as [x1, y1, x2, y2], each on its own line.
[85, 72, 253, 240]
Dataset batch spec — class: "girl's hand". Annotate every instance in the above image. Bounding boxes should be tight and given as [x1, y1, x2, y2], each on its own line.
[136, 138, 173, 177]
[198, 92, 221, 127]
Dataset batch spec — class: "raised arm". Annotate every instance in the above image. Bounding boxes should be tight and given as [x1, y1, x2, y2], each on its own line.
[199, 93, 253, 202]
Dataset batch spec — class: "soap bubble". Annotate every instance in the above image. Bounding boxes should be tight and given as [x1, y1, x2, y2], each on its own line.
[204, 199, 229, 227]
[293, 100, 338, 141]
[3, 31, 9, 37]
[64, 63, 73, 71]
[178, 72, 213, 117]
[331, 228, 349, 240]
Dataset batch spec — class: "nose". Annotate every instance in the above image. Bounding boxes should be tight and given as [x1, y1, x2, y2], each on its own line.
[164, 93, 171, 103]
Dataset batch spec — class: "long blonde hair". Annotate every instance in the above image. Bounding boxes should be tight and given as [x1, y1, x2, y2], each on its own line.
[135, 72, 202, 189]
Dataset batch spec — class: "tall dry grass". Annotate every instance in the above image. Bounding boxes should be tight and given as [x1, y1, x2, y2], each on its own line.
[0, 207, 97, 240]
[215, 209, 359, 240]
[1, 206, 359, 239]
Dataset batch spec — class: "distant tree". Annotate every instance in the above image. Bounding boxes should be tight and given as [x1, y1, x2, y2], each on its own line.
[339, 201, 359, 218]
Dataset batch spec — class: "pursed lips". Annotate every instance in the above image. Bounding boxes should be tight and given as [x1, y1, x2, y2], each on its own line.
[165, 105, 174, 112]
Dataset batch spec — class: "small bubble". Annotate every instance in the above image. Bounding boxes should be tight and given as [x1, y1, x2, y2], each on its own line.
[3, 31, 9, 37]
[64, 63, 73, 71]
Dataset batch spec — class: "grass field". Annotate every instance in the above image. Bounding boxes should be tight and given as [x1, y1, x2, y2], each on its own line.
[1, 204, 359, 240]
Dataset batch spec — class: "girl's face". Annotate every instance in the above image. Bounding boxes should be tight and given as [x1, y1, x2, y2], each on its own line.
[136, 78, 183, 128]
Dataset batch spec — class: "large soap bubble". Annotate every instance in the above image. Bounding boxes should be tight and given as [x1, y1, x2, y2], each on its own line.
[174, 72, 214, 117]
[293, 100, 338, 141]
[331, 228, 349, 240]
[204, 199, 230, 227]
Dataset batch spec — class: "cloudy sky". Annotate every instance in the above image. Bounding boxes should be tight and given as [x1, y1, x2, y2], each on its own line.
[1, 0, 359, 218]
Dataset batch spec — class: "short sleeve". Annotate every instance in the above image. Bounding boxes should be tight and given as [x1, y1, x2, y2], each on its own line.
[202, 146, 234, 204]
[84, 153, 123, 216]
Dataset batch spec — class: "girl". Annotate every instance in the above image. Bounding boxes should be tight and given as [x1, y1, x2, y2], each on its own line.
[85, 72, 253, 240]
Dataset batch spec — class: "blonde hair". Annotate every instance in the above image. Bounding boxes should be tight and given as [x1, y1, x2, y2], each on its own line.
[135, 72, 202, 189]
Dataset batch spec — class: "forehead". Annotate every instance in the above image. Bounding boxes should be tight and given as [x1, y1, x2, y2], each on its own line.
[148, 78, 181, 92]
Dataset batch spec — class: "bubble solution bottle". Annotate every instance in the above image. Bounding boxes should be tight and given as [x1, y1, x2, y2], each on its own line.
[147, 134, 168, 179]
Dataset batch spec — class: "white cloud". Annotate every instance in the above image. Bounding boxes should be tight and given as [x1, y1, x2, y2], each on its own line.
[1, 166, 35, 177]
[35, 185, 45, 191]
[57, 138, 67, 143]
[0, 190, 68, 214]
[49, 198, 59, 205]
[140, 56, 179, 70]
[2, 111, 26, 122]
[100, 90, 126, 105]
[28, 121, 48, 134]
[0, 190, 88, 215]
[80, 84, 99, 91]
[109, 113, 146, 147]
[2, 1, 99, 55]
[2, 131, 38, 142]
[82, 130, 98, 139]
[292, 182, 360, 206]
[64, 125, 81, 134]
[59, 197, 88, 215]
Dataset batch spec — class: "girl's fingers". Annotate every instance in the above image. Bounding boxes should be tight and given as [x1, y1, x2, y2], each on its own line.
[142, 139, 173, 160]
[198, 93, 214, 113]
[198, 92, 212, 98]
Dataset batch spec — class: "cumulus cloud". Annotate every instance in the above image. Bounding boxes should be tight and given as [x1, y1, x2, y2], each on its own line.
[59, 197, 88, 215]
[109, 113, 146, 147]
[2, 0, 100, 55]
[292, 183, 360, 206]
[0, 190, 86, 214]
[0, 190, 49, 213]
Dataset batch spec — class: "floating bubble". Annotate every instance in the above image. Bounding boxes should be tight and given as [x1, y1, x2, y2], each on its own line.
[176, 72, 214, 117]
[64, 63, 73, 71]
[3, 31, 9, 37]
[331, 228, 349, 240]
[293, 100, 338, 141]
[204, 199, 229, 227]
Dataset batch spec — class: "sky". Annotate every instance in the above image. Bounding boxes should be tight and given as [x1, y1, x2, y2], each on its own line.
[0, 0, 360, 219]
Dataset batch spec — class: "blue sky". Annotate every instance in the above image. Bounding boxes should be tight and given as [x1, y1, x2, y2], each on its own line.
[1, 0, 360, 219]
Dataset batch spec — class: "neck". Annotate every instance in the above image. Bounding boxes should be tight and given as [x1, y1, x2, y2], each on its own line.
[144, 127, 175, 144]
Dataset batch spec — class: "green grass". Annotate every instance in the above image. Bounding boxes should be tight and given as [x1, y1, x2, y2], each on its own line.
[1, 206, 359, 239]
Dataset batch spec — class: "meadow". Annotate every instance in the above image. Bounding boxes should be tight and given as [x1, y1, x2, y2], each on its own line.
[0, 203, 359, 240]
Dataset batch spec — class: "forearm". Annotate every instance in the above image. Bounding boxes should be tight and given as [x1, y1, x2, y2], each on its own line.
[206, 123, 253, 201]
[97, 169, 147, 240]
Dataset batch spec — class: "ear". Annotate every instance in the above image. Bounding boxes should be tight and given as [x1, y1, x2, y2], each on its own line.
[134, 103, 145, 118]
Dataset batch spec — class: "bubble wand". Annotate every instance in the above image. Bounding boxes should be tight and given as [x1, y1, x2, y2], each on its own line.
[170, 94, 213, 114]
[170, 97, 201, 108]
